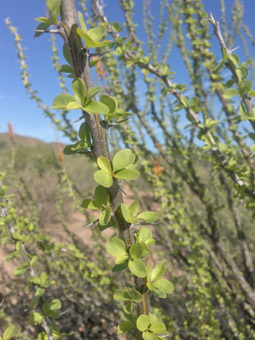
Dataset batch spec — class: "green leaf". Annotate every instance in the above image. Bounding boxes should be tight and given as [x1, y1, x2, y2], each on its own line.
[14, 263, 29, 276]
[149, 314, 158, 324]
[138, 228, 153, 243]
[114, 168, 140, 180]
[81, 199, 103, 210]
[48, 299, 61, 311]
[72, 78, 86, 104]
[106, 237, 127, 257]
[36, 332, 49, 340]
[3, 326, 16, 340]
[66, 101, 82, 110]
[85, 86, 101, 105]
[34, 23, 50, 38]
[46, 0, 61, 24]
[136, 211, 159, 223]
[149, 322, 166, 335]
[51, 94, 76, 110]
[94, 170, 113, 188]
[112, 149, 135, 172]
[29, 312, 44, 325]
[151, 264, 166, 282]
[58, 64, 74, 74]
[115, 253, 129, 264]
[99, 206, 112, 225]
[114, 289, 132, 302]
[117, 321, 134, 335]
[84, 101, 109, 114]
[90, 57, 103, 68]
[133, 290, 143, 302]
[147, 283, 166, 298]
[121, 203, 131, 222]
[112, 259, 128, 272]
[154, 278, 174, 294]
[128, 258, 147, 278]
[79, 122, 91, 144]
[142, 332, 157, 340]
[63, 142, 89, 155]
[77, 28, 111, 48]
[229, 53, 239, 66]
[63, 44, 72, 65]
[97, 157, 112, 174]
[130, 201, 139, 216]
[136, 315, 150, 332]
[100, 95, 118, 114]
[95, 186, 109, 206]
[78, 11, 87, 32]
[112, 22, 122, 32]
[88, 26, 106, 41]
[223, 88, 238, 99]
[129, 243, 143, 259]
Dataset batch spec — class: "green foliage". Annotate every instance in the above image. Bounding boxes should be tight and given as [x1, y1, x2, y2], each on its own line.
[5, 0, 255, 339]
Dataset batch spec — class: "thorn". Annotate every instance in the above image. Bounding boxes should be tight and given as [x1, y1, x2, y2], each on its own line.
[81, 218, 99, 231]
[0, 298, 4, 307]
[34, 29, 60, 34]
[73, 116, 84, 123]
[230, 46, 240, 53]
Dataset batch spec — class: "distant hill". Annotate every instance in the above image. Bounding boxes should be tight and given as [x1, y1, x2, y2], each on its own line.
[0, 133, 46, 148]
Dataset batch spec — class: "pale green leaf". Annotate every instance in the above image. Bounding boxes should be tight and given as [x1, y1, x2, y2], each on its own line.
[84, 101, 109, 114]
[128, 258, 147, 278]
[154, 278, 174, 294]
[138, 228, 153, 243]
[223, 88, 238, 99]
[81, 199, 103, 210]
[97, 157, 112, 173]
[136, 211, 159, 223]
[150, 322, 166, 335]
[136, 314, 150, 332]
[72, 78, 86, 104]
[129, 201, 139, 216]
[88, 26, 106, 41]
[129, 243, 143, 259]
[106, 237, 127, 257]
[29, 312, 44, 325]
[120, 203, 131, 222]
[66, 101, 82, 110]
[51, 94, 76, 110]
[142, 332, 157, 340]
[94, 170, 113, 188]
[99, 206, 112, 225]
[100, 95, 118, 114]
[3, 326, 16, 340]
[151, 264, 166, 282]
[114, 168, 139, 180]
[78, 11, 87, 32]
[112, 149, 135, 172]
[85, 86, 101, 105]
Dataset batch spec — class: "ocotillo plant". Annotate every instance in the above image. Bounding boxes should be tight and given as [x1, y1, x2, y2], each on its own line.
[34, 0, 174, 339]
[3, 0, 255, 339]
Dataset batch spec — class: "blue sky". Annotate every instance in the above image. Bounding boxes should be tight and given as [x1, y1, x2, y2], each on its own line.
[1, 0, 255, 144]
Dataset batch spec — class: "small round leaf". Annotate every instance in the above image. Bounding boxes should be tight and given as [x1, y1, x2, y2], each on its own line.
[136, 314, 150, 332]
[94, 170, 113, 188]
[97, 157, 112, 173]
[128, 258, 147, 278]
[106, 237, 127, 257]
[136, 211, 159, 223]
[113, 149, 135, 172]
